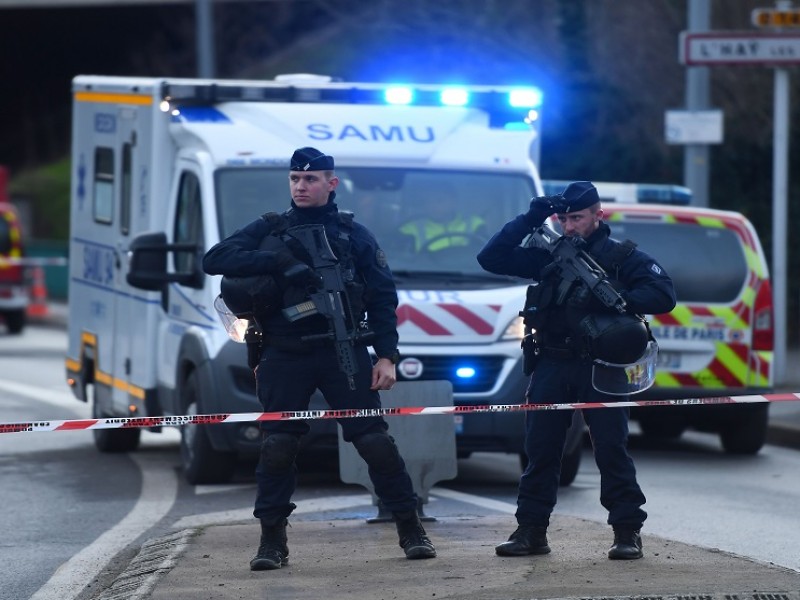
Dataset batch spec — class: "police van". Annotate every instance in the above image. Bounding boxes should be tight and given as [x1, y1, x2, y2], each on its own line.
[64, 74, 584, 484]
[599, 203, 774, 454]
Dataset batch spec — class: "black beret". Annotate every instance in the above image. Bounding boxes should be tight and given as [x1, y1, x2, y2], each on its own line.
[560, 181, 600, 212]
[290, 147, 334, 171]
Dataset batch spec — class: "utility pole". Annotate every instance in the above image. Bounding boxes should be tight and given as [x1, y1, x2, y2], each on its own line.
[684, 0, 711, 207]
[195, 0, 215, 78]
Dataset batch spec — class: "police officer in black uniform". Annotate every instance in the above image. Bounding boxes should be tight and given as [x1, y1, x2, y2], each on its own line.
[477, 181, 676, 560]
[203, 147, 436, 571]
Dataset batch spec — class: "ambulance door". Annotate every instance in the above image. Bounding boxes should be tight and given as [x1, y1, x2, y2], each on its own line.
[159, 160, 211, 388]
[108, 107, 140, 415]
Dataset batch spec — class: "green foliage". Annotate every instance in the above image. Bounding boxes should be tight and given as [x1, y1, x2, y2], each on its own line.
[9, 157, 71, 241]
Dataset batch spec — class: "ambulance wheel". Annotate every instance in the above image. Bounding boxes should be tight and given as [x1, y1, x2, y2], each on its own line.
[638, 413, 687, 440]
[3, 310, 25, 334]
[90, 384, 141, 453]
[719, 404, 768, 455]
[180, 372, 236, 485]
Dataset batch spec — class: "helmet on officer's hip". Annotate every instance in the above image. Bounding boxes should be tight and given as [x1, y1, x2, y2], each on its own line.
[591, 340, 658, 396]
[220, 274, 280, 318]
[578, 313, 656, 395]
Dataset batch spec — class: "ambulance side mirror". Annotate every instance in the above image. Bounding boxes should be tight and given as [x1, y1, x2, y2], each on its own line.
[127, 232, 202, 290]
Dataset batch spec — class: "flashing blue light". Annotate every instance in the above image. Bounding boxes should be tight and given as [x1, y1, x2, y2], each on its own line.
[384, 86, 414, 105]
[509, 88, 543, 108]
[455, 366, 477, 379]
[440, 88, 469, 106]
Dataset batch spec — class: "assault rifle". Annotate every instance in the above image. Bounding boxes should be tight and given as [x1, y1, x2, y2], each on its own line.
[530, 227, 627, 314]
[280, 224, 368, 390]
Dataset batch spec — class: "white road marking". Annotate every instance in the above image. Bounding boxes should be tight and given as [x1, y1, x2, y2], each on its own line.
[0, 379, 79, 410]
[431, 487, 516, 514]
[29, 453, 179, 600]
[172, 493, 375, 529]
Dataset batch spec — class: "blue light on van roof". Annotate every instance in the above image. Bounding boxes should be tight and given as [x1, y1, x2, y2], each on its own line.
[384, 86, 414, 105]
[455, 366, 477, 379]
[440, 88, 469, 106]
[509, 88, 543, 108]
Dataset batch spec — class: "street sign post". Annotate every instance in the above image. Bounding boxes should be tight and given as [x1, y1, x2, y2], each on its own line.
[678, 24, 798, 385]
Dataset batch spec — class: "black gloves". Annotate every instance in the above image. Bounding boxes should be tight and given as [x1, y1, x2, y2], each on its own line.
[523, 194, 568, 228]
[273, 252, 319, 287]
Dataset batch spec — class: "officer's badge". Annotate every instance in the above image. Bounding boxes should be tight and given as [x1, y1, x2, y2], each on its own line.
[376, 248, 388, 268]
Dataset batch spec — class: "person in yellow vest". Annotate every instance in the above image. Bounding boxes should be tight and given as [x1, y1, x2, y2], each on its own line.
[399, 184, 486, 252]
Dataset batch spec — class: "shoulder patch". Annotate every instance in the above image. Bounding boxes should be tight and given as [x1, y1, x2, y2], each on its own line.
[376, 248, 388, 268]
[650, 263, 663, 275]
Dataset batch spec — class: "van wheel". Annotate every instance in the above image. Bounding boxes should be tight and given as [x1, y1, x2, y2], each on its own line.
[90, 384, 141, 453]
[4, 310, 25, 334]
[638, 413, 687, 439]
[719, 405, 768, 455]
[180, 372, 236, 485]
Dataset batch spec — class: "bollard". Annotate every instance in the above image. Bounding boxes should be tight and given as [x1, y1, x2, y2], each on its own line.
[338, 380, 457, 523]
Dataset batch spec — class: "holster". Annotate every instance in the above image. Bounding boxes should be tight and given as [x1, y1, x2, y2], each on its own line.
[521, 331, 540, 376]
[244, 323, 264, 369]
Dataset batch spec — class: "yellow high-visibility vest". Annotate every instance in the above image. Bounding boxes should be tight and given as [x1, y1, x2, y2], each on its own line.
[400, 215, 485, 252]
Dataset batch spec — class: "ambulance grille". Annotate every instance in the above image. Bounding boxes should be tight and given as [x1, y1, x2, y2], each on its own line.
[396, 355, 504, 393]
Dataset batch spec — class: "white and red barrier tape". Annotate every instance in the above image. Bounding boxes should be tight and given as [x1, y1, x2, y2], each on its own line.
[4, 392, 800, 434]
[0, 257, 68, 267]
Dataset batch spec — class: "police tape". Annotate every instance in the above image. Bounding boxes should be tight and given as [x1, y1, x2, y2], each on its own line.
[3, 391, 800, 434]
[0, 256, 68, 267]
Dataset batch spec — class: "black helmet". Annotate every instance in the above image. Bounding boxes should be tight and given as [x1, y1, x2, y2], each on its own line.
[579, 313, 649, 365]
[220, 274, 280, 319]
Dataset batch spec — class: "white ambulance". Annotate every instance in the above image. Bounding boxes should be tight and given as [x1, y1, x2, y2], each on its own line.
[64, 74, 584, 484]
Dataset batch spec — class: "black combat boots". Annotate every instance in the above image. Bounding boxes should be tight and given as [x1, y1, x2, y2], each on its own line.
[250, 518, 289, 570]
[608, 528, 643, 560]
[394, 511, 437, 559]
[495, 525, 551, 556]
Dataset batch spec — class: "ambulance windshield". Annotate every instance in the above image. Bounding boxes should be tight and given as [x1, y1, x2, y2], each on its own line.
[215, 167, 535, 276]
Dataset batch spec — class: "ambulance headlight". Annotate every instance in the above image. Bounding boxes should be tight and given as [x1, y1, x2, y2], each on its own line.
[501, 316, 526, 341]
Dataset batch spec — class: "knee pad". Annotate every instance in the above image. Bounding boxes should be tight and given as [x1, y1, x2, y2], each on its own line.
[261, 433, 300, 474]
[352, 432, 402, 475]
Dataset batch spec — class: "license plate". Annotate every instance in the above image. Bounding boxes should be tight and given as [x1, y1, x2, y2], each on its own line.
[454, 415, 464, 434]
[657, 351, 680, 369]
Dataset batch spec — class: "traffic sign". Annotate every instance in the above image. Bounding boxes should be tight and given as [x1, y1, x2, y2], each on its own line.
[752, 7, 800, 28]
[680, 31, 800, 65]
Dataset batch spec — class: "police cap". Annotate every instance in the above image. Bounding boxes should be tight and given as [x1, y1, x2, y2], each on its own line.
[560, 181, 600, 213]
[290, 147, 334, 171]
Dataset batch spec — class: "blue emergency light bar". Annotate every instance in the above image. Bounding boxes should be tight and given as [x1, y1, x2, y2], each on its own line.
[161, 79, 543, 129]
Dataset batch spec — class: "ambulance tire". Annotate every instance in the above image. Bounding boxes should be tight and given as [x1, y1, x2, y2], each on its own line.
[4, 309, 25, 335]
[180, 372, 237, 485]
[90, 383, 142, 453]
[719, 404, 768, 455]
[638, 413, 687, 440]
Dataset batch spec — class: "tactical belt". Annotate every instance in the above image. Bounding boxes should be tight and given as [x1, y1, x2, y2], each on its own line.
[262, 334, 367, 352]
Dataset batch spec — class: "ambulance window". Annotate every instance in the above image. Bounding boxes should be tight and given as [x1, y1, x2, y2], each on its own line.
[93, 147, 114, 225]
[120, 143, 132, 235]
[613, 222, 747, 303]
[173, 171, 204, 286]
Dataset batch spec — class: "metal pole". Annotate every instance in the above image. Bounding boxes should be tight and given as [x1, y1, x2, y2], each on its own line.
[195, 0, 215, 78]
[772, 67, 789, 385]
[684, 0, 711, 207]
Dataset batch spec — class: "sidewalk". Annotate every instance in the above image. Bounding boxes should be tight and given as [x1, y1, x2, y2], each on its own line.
[94, 514, 800, 600]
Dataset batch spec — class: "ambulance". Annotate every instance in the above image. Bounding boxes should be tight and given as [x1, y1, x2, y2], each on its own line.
[64, 74, 584, 484]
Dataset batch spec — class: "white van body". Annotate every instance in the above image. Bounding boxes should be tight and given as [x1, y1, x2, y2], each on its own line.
[64, 75, 584, 484]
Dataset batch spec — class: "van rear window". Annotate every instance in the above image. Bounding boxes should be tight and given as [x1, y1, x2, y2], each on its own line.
[611, 222, 748, 304]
